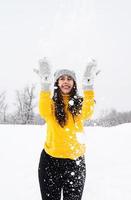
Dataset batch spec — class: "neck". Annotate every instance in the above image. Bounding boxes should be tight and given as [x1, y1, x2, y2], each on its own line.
[60, 91, 70, 96]
[62, 93, 70, 96]
[61, 93, 70, 102]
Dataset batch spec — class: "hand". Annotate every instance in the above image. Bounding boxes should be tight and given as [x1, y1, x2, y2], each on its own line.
[82, 58, 100, 90]
[34, 57, 52, 91]
[34, 57, 51, 82]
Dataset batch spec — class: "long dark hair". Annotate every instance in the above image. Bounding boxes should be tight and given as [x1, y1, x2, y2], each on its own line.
[52, 79, 83, 127]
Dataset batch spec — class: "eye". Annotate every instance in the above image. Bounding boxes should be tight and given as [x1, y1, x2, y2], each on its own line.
[59, 76, 64, 80]
[67, 76, 73, 81]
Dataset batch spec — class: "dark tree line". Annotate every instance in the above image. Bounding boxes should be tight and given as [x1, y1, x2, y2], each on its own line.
[0, 86, 131, 126]
[0, 85, 44, 125]
[85, 109, 131, 127]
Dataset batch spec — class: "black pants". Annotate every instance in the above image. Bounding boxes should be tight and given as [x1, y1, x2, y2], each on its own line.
[38, 149, 86, 200]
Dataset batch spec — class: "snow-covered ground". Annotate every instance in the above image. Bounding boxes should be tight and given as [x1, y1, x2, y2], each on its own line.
[0, 124, 131, 200]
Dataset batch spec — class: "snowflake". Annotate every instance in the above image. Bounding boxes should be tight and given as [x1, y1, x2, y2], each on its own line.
[69, 99, 74, 106]
[74, 95, 77, 99]
[65, 128, 70, 131]
[76, 160, 81, 165]
[71, 172, 75, 176]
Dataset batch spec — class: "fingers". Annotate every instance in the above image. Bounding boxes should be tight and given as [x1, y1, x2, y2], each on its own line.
[39, 57, 51, 70]
[39, 61, 51, 76]
[39, 57, 48, 64]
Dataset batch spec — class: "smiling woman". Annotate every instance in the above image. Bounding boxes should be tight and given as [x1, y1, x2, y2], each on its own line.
[52, 69, 83, 128]
[35, 58, 97, 200]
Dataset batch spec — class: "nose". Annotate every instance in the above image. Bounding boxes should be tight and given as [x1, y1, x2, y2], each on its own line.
[63, 78, 69, 83]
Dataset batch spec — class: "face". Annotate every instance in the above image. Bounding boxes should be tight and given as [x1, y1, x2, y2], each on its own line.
[58, 75, 74, 95]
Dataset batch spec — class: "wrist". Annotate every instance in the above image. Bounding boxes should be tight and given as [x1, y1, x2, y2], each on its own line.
[82, 84, 94, 90]
[41, 82, 51, 91]
[82, 77, 94, 90]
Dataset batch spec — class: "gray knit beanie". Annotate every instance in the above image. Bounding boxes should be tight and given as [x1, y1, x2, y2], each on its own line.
[54, 69, 76, 82]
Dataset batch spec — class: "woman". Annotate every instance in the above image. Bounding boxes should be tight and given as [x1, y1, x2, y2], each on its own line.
[36, 58, 97, 200]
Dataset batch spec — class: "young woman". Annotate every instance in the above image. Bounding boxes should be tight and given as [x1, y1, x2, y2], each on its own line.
[36, 58, 97, 200]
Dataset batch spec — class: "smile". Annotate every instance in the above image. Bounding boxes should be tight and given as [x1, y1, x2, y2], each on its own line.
[62, 85, 70, 89]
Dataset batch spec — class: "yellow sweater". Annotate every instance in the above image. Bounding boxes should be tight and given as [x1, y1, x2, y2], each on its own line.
[39, 90, 94, 160]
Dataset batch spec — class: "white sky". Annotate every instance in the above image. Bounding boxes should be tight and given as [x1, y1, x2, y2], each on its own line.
[0, 0, 131, 115]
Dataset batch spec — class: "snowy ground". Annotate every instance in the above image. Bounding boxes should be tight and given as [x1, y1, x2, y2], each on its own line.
[0, 124, 131, 200]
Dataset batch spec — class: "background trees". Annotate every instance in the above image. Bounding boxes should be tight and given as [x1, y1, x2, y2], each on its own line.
[0, 86, 130, 126]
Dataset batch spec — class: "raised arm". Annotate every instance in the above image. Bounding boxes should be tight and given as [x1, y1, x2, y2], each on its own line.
[81, 90, 95, 120]
[34, 57, 53, 121]
[81, 58, 99, 120]
[39, 91, 53, 120]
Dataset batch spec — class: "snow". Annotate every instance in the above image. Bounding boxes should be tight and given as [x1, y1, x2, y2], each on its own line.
[69, 99, 74, 106]
[0, 123, 131, 200]
[71, 172, 75, 176]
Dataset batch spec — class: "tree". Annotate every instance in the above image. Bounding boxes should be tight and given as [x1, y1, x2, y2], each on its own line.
[13, 85, 36, 124]
[0, 91, 8, 123]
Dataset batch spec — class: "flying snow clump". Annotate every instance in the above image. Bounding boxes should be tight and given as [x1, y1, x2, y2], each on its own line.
[69, 100, 74, 106]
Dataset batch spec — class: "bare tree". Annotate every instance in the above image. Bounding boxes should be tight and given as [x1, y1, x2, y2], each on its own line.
[0, 91, 8, 123]
[13, 85, 36, 124]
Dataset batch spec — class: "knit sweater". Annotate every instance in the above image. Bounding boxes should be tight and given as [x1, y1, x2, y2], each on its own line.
[39, 90, 94, 160]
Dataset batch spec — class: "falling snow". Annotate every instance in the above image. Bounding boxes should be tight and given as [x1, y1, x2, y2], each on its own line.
[69, 99, 74, 106]
[71, 172, 75, 176]
[65, 128, 70, 131]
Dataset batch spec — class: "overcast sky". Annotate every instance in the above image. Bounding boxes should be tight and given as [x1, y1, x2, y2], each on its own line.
[0, 0, 131, 116]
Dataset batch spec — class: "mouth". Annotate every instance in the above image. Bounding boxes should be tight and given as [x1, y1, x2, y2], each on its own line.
[62, 85, 70, 89]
